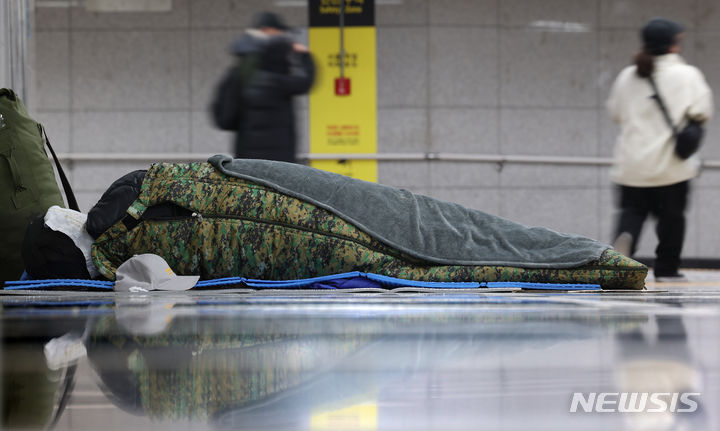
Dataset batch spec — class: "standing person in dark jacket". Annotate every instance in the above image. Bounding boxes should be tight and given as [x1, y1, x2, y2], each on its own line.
[238, 36, 315, 163]
[210, 11, 315, 163]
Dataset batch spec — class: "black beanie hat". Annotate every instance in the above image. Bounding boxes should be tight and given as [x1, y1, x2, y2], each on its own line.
[252, 11, 290, 31]
[642, 18, 684, 55]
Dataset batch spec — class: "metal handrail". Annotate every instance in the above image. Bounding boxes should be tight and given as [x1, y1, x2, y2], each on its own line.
[55, 152, 616, 166]
[301, 153, 616, 166]
[54, 152, 720, 169]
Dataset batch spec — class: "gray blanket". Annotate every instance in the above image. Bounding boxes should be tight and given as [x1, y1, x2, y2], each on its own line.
[209, 155, 608, 268]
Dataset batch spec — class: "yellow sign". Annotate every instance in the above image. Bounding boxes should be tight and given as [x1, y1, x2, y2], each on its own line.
[309, 2, 377, 182]
[310, 402, 378, 431]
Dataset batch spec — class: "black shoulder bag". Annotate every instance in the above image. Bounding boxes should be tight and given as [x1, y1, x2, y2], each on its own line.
[648, 76, 704, 159]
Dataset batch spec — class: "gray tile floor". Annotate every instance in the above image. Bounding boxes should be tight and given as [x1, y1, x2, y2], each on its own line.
[2, 272, 720, 431]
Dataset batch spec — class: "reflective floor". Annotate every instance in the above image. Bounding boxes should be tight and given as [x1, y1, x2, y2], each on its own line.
[2, 272, 720, 431]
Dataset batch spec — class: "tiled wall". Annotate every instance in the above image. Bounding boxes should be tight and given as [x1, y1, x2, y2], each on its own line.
[32, 0, 720, 259]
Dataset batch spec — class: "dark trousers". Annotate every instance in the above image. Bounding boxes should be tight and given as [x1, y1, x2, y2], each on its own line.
[614, 181, 689, 276]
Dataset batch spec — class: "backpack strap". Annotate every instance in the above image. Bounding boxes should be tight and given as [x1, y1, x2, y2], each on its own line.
[39, 125, 80, 211]
[237, 53, 258, 83]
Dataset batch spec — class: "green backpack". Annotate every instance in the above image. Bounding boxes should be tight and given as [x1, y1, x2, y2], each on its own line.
[0, 88, 78, 282]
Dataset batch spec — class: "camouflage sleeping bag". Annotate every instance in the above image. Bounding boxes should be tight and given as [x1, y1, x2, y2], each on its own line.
[89, 158, 647, 290]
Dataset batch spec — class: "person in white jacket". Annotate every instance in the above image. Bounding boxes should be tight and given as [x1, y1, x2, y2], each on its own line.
[607, 18, 713, 282]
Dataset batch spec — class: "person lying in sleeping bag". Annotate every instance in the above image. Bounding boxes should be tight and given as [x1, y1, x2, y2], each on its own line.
[24, 156, 648, 290]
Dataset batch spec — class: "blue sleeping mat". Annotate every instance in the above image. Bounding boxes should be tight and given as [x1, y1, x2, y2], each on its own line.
[3, 271, 600, 291]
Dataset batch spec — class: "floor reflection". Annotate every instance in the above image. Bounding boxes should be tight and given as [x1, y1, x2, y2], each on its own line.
[2, 291, 719, 430]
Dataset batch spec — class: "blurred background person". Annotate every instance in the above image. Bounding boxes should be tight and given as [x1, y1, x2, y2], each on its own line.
[210, 11, 315, 163]
[238, 35, 315, 163]
[607, 18, 713, 282]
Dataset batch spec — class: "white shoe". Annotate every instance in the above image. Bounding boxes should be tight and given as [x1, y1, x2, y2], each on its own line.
[613, 232, 633, 257]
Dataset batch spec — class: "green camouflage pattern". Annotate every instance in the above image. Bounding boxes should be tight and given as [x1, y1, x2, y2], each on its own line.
[91, 162, 647, 290]
[87, 307, 648, 420]
[89, 315, 373, 420]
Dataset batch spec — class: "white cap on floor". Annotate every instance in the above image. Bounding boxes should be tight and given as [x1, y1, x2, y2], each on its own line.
[114, 253, 199, 292]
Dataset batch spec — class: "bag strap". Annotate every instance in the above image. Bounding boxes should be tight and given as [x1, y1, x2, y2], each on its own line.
[40, 125, 80, 211]
[233, 53, 257, 98]
[237, 53, 257, 82]
[647, 76, 678, 137]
